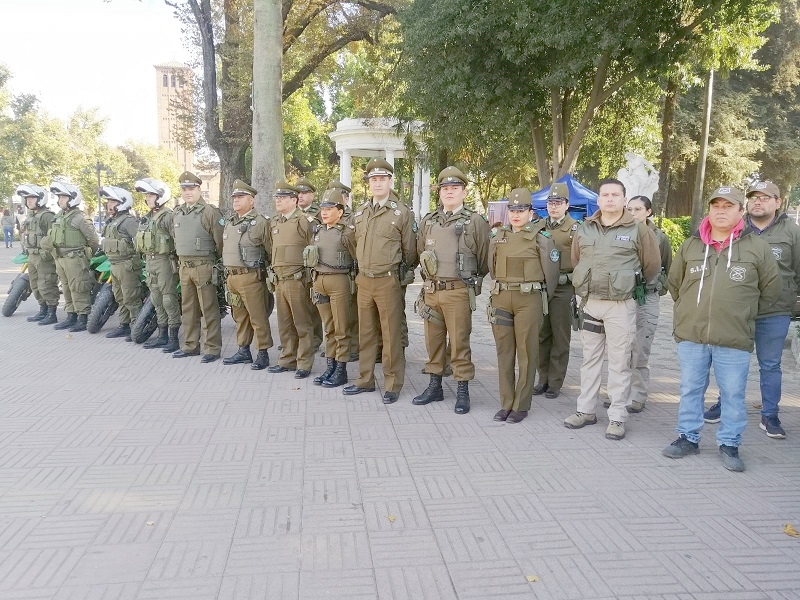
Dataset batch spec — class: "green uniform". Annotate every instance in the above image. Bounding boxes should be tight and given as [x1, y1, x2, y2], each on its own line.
[352, 198, 418, 393]
[268, 208, 315, 370]
[417, 206, 489, 380]
[537, 215, 580, 392]
[311, 221, 357, 363]
[136, 207, 180, 327]
[489, 220, 558, 411]
[103, 212, 143, 325]
[172, 200, 224, 356]
[223, 209, 273, 351]
[50, 208, 99, 315]
[21, 208, 59, 307]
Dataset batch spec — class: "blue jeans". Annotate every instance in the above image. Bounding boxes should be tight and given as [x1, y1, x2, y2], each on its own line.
[676, 341, 751, 447]
[755, 315, 791, 418]
[3, 227, 12, 246]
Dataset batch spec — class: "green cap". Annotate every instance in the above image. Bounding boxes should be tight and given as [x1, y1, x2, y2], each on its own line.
[295, 178, 315, 193]
[547, 182, 569, 201]
[320, 189, 345, 208]
[708, 186, 744, 207]
[327, 180, 351, 194]
[178, 171, 202, 187]
[438, 166, 468, 187]
[508, 188, 532, 211]
[274, 180, 300, 196]
[365, 158, 394, 178]
[231, 179, 257, 197]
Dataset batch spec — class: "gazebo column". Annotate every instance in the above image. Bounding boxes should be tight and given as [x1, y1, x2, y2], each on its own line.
[412, 160, 431, 219]
[340, 150, 352, 188]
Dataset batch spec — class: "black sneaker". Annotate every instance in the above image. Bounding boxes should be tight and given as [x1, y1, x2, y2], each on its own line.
[719, 445, 745, 472]
[662, 435, 699, 459]
[703, 401, 721, 424]
[760, 416, 786, 439]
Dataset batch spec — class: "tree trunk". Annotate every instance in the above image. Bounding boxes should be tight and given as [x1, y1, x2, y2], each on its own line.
[218, 144, 248, 214]
[654, 76, 679, 219]
[251, 0, 285, 216]
[691, 69, 714, 231]
[530, 121, 550, 187]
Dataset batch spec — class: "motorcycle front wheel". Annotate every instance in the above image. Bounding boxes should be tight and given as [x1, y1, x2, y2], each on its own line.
[2, 273, 31, 317]
[87, 283, 118, 333]
[131, 296, 158, 344]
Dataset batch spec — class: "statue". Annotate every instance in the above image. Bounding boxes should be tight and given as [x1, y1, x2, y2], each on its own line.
[617, 152, 659, 200]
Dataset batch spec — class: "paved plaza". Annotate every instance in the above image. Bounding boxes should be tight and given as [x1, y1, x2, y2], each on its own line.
[0, 261, 799, 600]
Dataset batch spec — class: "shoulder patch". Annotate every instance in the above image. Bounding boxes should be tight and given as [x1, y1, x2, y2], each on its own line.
[549, 248, 560, 262]
[490, 228, 497, 238]
[411, 221, 419, 233]
[218, 217, 225, 226]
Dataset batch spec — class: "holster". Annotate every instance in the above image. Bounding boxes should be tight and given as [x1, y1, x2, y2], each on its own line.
[226, 287, 243, 308]
[265, 268, 277, 293]
[487, 304, 514, 327]
[312, 290, 330, 305]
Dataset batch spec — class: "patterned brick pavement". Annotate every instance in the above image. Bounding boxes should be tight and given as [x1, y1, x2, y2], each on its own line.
[0, 260, 798, 599]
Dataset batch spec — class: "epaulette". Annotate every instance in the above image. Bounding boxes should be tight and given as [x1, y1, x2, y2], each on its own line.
[539, 230, 551, 238]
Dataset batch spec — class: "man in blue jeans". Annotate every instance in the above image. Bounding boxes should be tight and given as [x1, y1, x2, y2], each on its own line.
[703, 181, 800, 439]
[663, 186, 781, 472]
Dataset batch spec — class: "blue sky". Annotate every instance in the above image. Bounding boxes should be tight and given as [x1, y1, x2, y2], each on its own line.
[0, 0, 191, 145]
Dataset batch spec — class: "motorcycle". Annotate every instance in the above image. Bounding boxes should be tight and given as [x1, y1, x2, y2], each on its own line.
[86, 256, 149, 334]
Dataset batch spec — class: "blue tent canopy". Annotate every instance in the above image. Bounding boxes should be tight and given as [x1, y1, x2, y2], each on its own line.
[532, 174, 598, 219]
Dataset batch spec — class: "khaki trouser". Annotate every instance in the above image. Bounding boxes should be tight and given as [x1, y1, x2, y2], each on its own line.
[146, 255, 180, 327]
[28, 251, 59, 307]
[576, 297, 637, 423]
[537, 282, 574, 390]
[490, 289, 542, 411]
[275, 277, 315, 370]
[313, 273, 352, 363]
[355, 273, 405, 393]
[227, 271, 273, 350]
[348, 286, 359, 357]
[423, 287, 474, 380]
[179, 261, 221, 355]
[630, 292, 660, 406]
[110, 259, 143, 326]
[55, 254, 94, 315]
[311, 297, 323, 352]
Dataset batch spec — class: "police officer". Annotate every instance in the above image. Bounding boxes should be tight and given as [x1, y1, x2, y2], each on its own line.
[221, 180, 273, 370]
[134, 178, 180, 350]
[564, 178, 660, 440]
[534, 182, 581, 399]
[171, 171, 224, 363]
[296, 177, 323, 353]
[266, 181, 316, 378]
[308, 188, 356, 387]
[99, 186, 143, 340]
[413, 167, 489, 414]
[488, 189, 559, 423]
[16, 185, 59, 325]
[48, 182, 100, 332]
[326, 180, 359, 362]
[343, 158, 418, 403]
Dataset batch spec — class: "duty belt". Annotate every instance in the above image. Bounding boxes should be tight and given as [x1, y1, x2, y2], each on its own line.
[494, 281, 543, 291]
[429, 279, 468, 290]
[225, 267, 256, 276]
[360, 270, 395, 278]
[558, 273, 573, 285]
[277, 270, 305, 281]
[27, 248, 41, 255]
[179, 259, 213, 267]
[55, 248, 84, 258]
[146, 253, 171, 260]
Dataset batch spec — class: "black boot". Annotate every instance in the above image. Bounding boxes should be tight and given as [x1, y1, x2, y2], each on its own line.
[223, 346, 252, 365]
[53, 312, 76, 330]
[322, 361, 348, 388]
[251, 349, 270, 370]
[38, 306, 58, 326]
[454, 381, 470, 414]
[162, 325, 180, 353]
[412, 374, 444, 405]
[143, 326, 169, 349]
[28, 304, 48, 322]
[106, 324, 131, 339]
[313, 358, 336, 385]
[69, 313, 88, 332]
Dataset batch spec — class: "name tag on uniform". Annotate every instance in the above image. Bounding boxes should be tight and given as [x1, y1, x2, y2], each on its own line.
[615, 235, 631, 241]
[426, 239, 435, 245]
[495, 238, 508, 244]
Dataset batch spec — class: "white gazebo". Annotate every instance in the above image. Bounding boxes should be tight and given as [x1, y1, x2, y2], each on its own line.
[328, 118, 430, 218]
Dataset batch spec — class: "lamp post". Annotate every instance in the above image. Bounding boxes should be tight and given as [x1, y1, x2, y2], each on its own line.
[85, 162, 114, 229]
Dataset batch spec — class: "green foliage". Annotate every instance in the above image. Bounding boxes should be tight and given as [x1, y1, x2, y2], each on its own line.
[659, 217, 691, 253]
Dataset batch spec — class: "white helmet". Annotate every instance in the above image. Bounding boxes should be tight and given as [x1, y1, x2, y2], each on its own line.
[134, 178, 171, 207]
[99, 185, 133, 213]
[50, 181, 83, 208]
[16, 184, 48, 208]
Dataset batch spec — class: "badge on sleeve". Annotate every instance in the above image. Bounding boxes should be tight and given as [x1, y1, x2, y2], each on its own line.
[218, 218, 225, 226]
[549, 249, 560, 262]
[411, 221, 418, 233]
